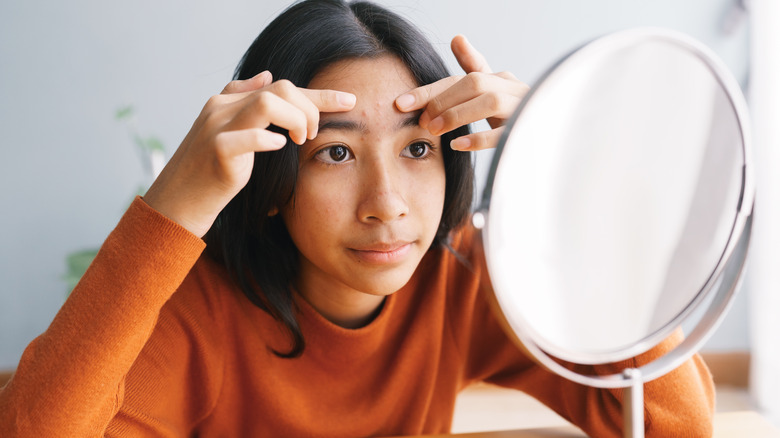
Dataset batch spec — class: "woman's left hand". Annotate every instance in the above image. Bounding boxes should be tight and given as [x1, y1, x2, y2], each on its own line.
[395, 34, 529, 151]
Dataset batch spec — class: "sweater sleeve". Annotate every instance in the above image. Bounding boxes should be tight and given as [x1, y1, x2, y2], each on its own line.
[105, 256, 228, 437]
[0, 197, 206, 437]
[451, 225, 715, 437]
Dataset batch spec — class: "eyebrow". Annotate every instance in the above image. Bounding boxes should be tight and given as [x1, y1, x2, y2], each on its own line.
[318, 111, 422, 133]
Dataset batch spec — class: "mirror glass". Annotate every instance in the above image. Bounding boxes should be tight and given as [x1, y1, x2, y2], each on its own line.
[482, 31, 746, 365]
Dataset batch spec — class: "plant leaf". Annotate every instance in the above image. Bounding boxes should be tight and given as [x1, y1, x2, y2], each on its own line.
[63, 249, 99, 295]
[115, 105, 134, 121]
[144, 136, 166, 152]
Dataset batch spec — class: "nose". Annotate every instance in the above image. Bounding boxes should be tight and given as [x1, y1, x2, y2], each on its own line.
[357, 157, 409, 223]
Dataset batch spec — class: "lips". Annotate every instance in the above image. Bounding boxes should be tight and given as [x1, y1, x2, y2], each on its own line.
[348, 241, 413, 264]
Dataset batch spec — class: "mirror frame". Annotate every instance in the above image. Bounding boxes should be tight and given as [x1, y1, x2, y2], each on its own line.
[474, 27, 755, 389]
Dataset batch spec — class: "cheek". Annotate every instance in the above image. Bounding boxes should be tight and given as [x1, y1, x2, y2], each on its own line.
[282, 171, 353, 237]
[409, 163, 447, 221]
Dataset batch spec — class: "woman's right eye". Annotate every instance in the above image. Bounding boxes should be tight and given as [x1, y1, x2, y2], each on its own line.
[314, 144, 353, 164]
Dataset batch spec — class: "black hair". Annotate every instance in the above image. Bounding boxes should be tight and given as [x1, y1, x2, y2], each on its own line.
[204, 0, 474, 357]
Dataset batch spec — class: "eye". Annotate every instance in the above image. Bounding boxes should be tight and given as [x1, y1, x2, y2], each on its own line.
[315, 144, 353, 164]
[402, 141, 432, 159]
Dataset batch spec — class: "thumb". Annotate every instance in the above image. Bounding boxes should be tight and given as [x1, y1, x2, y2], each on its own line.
[451, 34, 492, 74]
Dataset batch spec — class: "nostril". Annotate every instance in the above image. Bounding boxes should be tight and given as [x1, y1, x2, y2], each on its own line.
[358, 191, 409, 223]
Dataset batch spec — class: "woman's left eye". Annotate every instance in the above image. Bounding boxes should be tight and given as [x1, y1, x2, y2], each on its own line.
[401, 141, 432, 159]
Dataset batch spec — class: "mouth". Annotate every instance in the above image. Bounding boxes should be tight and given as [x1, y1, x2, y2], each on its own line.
[348, 241, 414, 264]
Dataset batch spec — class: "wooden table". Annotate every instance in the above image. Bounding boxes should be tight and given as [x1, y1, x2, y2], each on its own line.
[399, 411, 780, 437]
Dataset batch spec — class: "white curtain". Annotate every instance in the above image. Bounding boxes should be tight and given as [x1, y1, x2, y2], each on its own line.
[748, 0, 780, 427]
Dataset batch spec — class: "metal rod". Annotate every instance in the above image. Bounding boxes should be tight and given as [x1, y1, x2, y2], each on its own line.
[623, 368, 644, 438]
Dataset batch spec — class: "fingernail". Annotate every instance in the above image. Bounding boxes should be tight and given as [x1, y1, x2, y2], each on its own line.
[429, 117, 444, 135]
[271, 133, 288, 148]
[293, 132, 306, 145]
[396, 93, 415, 111]
[338, 93, 356, 107]
[451, 137, 471, 150]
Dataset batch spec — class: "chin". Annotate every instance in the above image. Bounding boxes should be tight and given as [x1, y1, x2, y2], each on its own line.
[349, 268, 417, 296]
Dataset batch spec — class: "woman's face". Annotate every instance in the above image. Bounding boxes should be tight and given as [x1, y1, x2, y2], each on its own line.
[281, 55, 446, 306]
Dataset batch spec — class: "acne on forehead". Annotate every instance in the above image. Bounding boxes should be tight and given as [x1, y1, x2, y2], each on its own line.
[308, 55, 417, 96]
[311, 57, 421, 136]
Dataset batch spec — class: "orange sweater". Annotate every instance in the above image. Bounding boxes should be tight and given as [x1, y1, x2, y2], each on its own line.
[0, 198, 714, 437]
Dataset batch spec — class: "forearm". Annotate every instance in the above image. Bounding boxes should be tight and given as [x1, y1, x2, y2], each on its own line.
[478, 325, 714, 437]
[0, 197, 205, 437]
[642, 350, 715, 437]
[529, 334, 715, 437]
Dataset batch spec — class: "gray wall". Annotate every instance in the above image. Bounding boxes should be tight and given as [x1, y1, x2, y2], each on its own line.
[0, 0, 749, 370]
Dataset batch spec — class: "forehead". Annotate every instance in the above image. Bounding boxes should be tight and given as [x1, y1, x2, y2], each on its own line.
[308, 55, 417, 109]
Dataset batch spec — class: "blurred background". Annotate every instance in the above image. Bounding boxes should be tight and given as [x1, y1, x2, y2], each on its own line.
[1, 0, 777, 430]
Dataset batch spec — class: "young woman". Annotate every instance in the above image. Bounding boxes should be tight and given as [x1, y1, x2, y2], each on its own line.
[0, 1, 714, 436]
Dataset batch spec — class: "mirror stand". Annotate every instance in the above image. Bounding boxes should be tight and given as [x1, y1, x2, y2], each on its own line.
[622, 368, 644, 438]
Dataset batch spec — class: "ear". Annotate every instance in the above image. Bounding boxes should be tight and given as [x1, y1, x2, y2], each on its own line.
[268, 206, 279, 216]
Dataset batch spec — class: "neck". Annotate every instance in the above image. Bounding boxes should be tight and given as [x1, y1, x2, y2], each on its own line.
[296, 284, 387, 329]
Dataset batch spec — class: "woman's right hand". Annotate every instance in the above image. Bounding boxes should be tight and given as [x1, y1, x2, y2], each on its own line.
[143, 71, 357, 238]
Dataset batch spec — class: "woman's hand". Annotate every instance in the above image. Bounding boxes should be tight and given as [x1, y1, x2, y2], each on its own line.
[143, 72, 356, 238]
[395, 35, 529, 151]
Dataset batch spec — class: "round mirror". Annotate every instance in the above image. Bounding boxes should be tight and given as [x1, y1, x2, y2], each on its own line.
[476, 27, 753, 388]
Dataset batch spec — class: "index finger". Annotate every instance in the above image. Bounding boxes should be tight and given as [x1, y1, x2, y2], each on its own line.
[301, 88, 357, 113]
[394, 75, 462, 113]
[221, 70, 273, 95]
[298, 88, 356, 139]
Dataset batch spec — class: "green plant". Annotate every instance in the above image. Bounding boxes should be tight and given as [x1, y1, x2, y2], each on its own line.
[63, 249, 100, 292]
[63, 106, 165, 295]
[115, 105, 166, 198]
